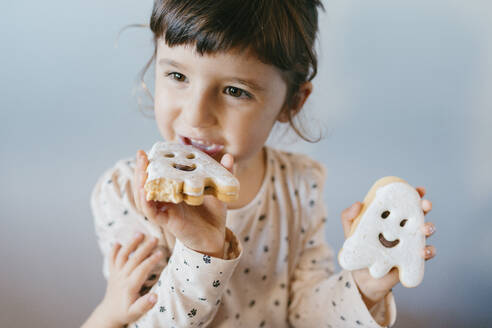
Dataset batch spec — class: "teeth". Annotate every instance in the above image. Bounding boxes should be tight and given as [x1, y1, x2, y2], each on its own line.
[189, 138, 223, 153]
[191, 138, 209, 146]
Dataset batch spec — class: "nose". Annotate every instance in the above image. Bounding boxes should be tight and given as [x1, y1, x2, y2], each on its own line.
[183, 86, 217, 127]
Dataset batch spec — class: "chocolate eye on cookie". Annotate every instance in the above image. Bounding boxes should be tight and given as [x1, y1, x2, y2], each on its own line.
[338, 176, 426, 288]
[143, 141, 240, 206]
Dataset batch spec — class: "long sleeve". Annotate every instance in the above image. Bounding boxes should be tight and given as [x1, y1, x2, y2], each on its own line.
[90, 159, 242, 327]
[288, 162, 397, 328]
[130, 231, 242, 327]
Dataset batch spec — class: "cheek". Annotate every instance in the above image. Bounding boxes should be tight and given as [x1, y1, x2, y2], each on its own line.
[227, 111, 274, 147]
[154, 93, 177, 139]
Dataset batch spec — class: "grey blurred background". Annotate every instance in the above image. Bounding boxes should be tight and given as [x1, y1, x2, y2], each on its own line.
[1, 0, 491, 327]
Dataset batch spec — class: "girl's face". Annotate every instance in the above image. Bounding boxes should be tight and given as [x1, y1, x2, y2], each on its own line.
[154, 39, 289, 166]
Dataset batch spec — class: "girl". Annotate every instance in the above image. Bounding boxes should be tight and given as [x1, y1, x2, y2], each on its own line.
[83, 0, 436, 327]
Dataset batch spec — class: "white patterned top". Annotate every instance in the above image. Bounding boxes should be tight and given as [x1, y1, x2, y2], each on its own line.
[90, 146, 396, 328]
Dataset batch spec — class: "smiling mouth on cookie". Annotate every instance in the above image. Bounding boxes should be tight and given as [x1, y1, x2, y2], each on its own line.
[378, 233, 400, 248]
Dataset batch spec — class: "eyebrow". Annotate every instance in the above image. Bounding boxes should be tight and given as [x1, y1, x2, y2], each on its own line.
[228, 77, 265, 92]
[158, 58, 183, 69]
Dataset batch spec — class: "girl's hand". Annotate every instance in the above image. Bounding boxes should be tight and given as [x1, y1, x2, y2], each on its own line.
[100, 233, 163, 327]
[133, 150, 235, 259]
[341, 186, 436, 308]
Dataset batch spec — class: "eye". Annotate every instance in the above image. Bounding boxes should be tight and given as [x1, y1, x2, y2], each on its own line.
[167, 72, 186, 82]
[224, 86, 251, 99]
[381, 210, 390, 219]
[400, 219, 408, 227]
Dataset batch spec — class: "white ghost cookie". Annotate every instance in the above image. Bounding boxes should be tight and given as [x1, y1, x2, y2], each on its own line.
[338, 176, 426, 288]
[144, 141, 239, 206]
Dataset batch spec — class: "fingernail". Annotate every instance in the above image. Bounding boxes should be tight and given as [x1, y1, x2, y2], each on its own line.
[134, 232, 143, 239]
[148, 294, 156, 303]
[425, 248, 432, 257]
[427, 224, 436, 234]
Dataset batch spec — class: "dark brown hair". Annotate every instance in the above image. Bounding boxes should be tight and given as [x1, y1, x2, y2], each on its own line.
[135, 0, 324, 142]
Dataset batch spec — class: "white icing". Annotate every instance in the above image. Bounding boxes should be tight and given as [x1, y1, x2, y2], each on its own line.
[338, 182, 426, 287]
[146, 141, 239, 197]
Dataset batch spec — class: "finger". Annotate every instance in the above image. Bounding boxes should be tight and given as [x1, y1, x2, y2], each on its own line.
[136, 151, 160, 220]
[422, 199, 432, 215]
[140, 186, 158, 220]
[134, 150, 149, 213]
[131, 250, 164, 288]
[137, 150, 149, 189]
[153, 200, 169, 213]
[138, 151, 161, 217]
[423, 245, 436, 260]
[124, 236, 159, 275]
[110, 242, 121, 263]
[220, 153, 234, 174]
[115, 232, 144, 269]
[422, 222, 436, 237]
[379, 267, 400, 289]
[133, 150, 144, 213]
[416, 186, 426, 198]
[108, 242, 122, 273]
[341, 202, 362, 238]
[128, 293, 158, 322]
[135, 151, 149, 212]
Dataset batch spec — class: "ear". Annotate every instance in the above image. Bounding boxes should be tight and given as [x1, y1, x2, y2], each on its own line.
[277, 81, 313, 123]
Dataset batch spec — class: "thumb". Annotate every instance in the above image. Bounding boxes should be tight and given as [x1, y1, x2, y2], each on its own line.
[128, 293, 157, 320]
[220, 153, 235, 175]
[341, 202, 362, 238]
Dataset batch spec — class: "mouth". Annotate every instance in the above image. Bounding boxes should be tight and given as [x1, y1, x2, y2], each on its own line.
[378, 233, 400, 248]
[178, 135, 224, 158]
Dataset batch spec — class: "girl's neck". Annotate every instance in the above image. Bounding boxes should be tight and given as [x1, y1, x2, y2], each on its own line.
[227, 147, 266, 210]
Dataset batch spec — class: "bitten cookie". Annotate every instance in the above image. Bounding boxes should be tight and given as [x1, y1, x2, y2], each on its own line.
[338, 176, 426, 288]
[144, 141, 239, 206]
